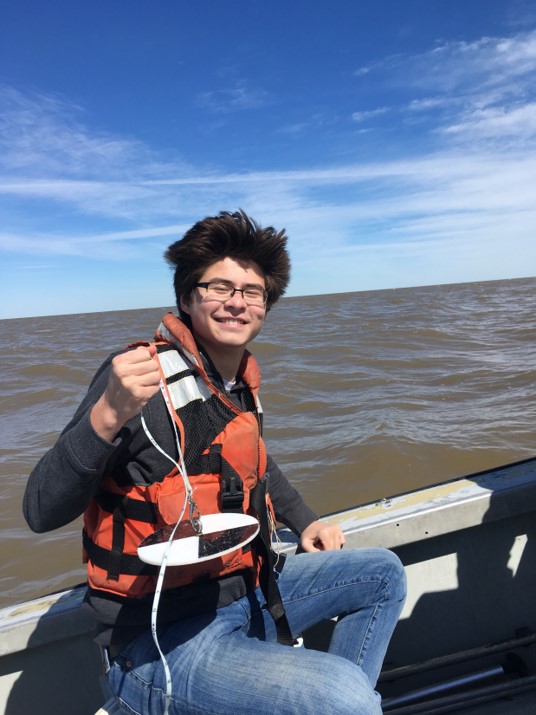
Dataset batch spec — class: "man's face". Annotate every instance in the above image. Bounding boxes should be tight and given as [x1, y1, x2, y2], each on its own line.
[181, 257, 267, 355]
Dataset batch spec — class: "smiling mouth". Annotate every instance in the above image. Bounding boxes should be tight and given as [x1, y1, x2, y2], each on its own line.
[215, 318, 247, 325]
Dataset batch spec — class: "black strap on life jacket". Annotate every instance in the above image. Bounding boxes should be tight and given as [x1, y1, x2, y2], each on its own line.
[94, 492, 158, 523]
[90, 493, 158, 581]
[83, 528, 158, 576]
[250, 475, 294, 646]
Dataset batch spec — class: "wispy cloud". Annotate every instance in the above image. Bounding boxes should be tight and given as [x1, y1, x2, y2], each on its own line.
[408, 97, 454, 112]
[396, 30, 536, 95]
[279, 113, 332, 136]
[351, 107, 389, 122]
[0, 87, 139, 178]
[356, 29, 536, 147]
[196, 81, 270, 113]
[0, 85, 190, 182]
[443, 102, 536, 140]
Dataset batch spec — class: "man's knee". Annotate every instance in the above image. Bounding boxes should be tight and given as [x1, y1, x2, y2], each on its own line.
[382, 548, 407, 604]
[328, 675, 382, 715]
[300, 656, 382, 715]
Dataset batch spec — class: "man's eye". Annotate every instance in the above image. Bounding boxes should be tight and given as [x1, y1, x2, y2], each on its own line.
[211, 284, 231, 294]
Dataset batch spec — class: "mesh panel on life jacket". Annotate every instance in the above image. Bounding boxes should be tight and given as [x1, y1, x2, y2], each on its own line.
[178, 391, 238, 470]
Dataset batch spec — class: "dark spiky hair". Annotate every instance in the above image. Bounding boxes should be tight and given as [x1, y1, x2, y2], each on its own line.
[164, 210, 291, 318]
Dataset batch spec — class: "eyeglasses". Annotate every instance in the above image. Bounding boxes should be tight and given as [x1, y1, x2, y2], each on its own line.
[193, 281, 268, 307]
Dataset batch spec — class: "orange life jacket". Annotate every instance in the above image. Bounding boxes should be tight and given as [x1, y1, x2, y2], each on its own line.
[83, 313, 271, 600]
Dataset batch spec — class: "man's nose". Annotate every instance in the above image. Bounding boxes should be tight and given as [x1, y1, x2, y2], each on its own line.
[225, 288, 248, 306]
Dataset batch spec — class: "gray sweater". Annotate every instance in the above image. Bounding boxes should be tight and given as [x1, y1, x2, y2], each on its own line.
[23, 347, 317, 646]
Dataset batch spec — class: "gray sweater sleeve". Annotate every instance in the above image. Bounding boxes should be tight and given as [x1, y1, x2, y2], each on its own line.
[266, 454, 318, 535]
[23, 355, 123, 533]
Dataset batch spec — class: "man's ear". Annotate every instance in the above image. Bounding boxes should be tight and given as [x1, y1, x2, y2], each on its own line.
[180, 295, 191, 315]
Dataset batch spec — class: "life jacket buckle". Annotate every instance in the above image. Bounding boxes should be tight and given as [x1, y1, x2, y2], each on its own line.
[221, 474, 244, 512]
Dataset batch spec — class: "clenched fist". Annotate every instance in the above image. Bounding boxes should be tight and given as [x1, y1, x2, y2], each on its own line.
[90, 347, 161, 442]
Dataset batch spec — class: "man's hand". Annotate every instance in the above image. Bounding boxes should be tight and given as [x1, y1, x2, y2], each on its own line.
[300, 520, 346, 552]
[90, 347, 161, 441]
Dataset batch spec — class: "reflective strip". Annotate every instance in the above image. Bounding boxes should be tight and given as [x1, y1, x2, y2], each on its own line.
[157, 349, 212, 410]
[157, 349, 189, 379]
[168, 377, 211, 410]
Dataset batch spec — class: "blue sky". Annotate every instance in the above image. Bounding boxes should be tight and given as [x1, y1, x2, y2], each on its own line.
[1, 1, 535, 319]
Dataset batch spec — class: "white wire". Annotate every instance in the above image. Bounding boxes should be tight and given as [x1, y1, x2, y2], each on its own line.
[151, 378, 192, 493]
[140, 376, 195, 715]
[268, 507, 283, 570]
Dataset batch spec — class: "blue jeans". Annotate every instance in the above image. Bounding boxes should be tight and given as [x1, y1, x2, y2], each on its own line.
[107, 548, 406, 715]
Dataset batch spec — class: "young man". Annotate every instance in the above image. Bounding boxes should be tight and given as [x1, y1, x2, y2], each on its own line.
[24, 210, 406, 715]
